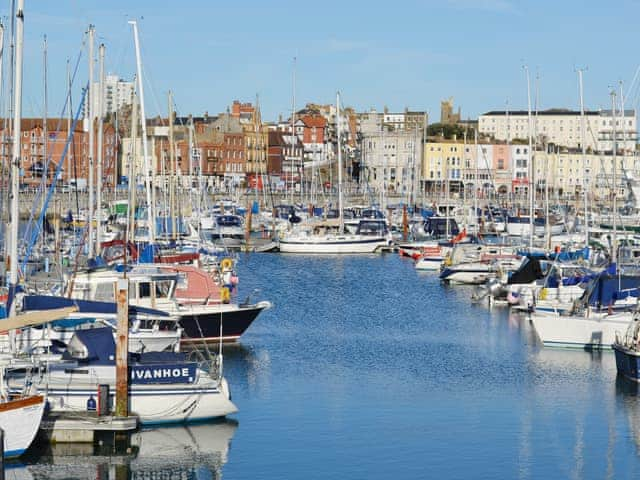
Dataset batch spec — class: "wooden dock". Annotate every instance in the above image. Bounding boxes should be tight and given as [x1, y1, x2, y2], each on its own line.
[40, 412, 138, 443]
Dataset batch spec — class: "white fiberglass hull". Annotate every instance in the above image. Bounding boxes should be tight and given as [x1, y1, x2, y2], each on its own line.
[415, 257, 443, 270]
[279, 235, 388, 254]
[507, 284, 586, 307]
[12, 369, 237, 425]
[0, 395, 45, 458]
[530, 311, 632, 349]
[440, 263, 495, 284]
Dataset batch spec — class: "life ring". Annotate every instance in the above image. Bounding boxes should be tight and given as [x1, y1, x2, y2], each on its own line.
[220, 258, 233, 271]
[220, 287, 231, 303]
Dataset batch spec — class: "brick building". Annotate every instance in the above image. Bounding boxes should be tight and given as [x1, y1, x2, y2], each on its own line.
[0, 119, 117, 188]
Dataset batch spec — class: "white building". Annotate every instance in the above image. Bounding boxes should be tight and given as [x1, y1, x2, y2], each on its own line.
[478, 109, 637, 153]
[361, 117, 422, 197]
[87, 74, 135, 118]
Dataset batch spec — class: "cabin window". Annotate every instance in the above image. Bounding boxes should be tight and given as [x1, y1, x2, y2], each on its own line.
[139, 282, 151, 298]
[94, 283, 115, 302]
[155, 280, 173, 298]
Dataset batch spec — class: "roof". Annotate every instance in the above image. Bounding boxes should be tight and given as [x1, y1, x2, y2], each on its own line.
[481, 109, 636, 117]
[0, 118, 86, 133]
[301, 115, 327, 129]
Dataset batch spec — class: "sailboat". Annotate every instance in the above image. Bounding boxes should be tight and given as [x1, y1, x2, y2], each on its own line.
[7, 326, 238, 424]
[278, 92, 392, 254]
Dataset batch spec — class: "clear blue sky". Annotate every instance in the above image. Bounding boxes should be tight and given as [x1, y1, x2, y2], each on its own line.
[3, 0, 640, 122]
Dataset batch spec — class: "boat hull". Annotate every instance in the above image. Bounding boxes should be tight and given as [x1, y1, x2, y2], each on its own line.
[614, 344, 640, 382]
[531, 311, 632, 349]
[439, 264, 495, 284]
[0, 395, 45, 458]
[14, 377, 236, 425]
[278, 236, 388, 254]
[178, 302, 270, 344]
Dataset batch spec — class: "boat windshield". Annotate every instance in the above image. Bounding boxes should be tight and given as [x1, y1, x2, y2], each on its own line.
[356, 220, 388, 235]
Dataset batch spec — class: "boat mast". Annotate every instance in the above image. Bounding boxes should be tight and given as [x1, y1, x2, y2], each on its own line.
[66, 59, 71, 205]
[525, 65, 534, 248]
[8, 0, 24, 314]
[87, 25, 95, 258]
[129, 21, 155, 245]
[611, 89, 617, 266]
[96, 43, 105, 255]
[290, 56, 296, 205]
[128, 89, 138, 243]
[41, 35, 47, 250]
[577, 68, 588, 247]
[336, 91, 344, 234]
[474, 129, 478, 235]
[168, 90, 176, 241]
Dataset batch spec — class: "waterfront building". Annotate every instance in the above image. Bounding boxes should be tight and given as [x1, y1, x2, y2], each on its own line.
[360, 112, 422, 199]
[0, 119, 117, 188]
[479, 108, 637, 153]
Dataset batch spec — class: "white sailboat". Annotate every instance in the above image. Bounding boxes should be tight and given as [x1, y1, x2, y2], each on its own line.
[8, 326, 237, 424]
[279, 92, 391, 254]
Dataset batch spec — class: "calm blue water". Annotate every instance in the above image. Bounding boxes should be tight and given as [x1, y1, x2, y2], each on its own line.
[14, 253, 640, 478]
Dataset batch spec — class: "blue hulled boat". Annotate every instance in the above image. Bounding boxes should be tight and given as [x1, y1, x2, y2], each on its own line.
[613, 312, 640, 382]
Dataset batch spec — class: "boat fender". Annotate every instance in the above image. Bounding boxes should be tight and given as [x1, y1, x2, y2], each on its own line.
[539, 288, 548, 300]
[221, 258, 233, 271]
[221, 287, 231, 304]
[87, 395, 97, 411]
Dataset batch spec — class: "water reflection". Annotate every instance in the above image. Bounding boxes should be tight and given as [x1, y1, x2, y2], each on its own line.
[617, 375, 640, 455]
[20, 420, 238, 479]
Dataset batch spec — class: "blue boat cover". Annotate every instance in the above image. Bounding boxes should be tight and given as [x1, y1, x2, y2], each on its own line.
[21, 295, 170, 317]
[63, 327, 115, 364]
[587, 274, 640, 306]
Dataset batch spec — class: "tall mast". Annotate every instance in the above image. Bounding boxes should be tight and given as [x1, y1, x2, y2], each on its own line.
[128, 89, 138, 240]
[87, 25, 95, 257]
[66, 59, 71, 201]
[168, 90, 176, 241]
[96, 43, 105, 255]
[0, 22, 4, 110]
[41, 35, 47, 225]
[474, 129, 478, 235]
[8, 0, 24, 313]
[290, 56, 296, 204]
[336, 91, 344, 234]
[129, 20, 155, 245]
[506, 99, 512, 200]
[577, 68, 588, 247]
[525, 65, 534, 248]
[0, 22, 5, 230]
[611, 90, 618, 266]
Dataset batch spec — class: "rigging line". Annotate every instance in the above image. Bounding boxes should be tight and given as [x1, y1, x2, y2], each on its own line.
[19, 33, 87, 249]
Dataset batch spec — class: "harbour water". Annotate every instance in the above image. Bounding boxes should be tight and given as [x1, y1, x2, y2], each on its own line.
[12, 253, 640, 478]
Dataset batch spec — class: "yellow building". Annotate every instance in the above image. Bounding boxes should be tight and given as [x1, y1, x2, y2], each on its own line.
[423, 140, 465, 194]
